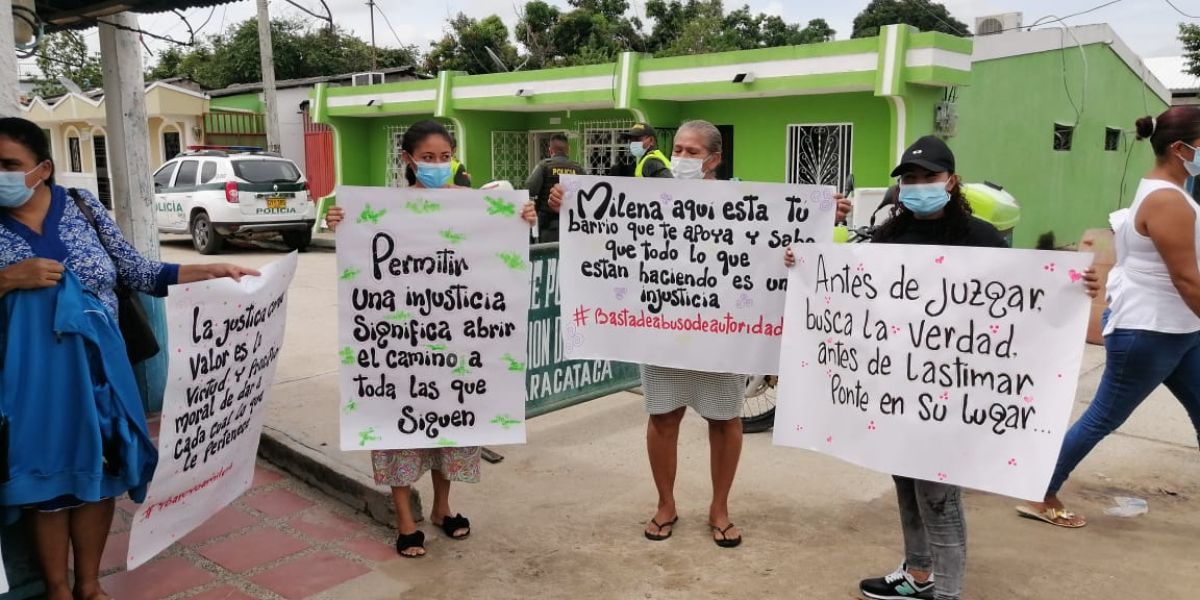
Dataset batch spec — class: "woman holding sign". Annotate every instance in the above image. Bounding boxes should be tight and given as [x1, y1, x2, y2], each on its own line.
[1022, 107, 1200, 529]
[788, 136, 1005, 600]
[0, 117, 257, 600]
[635, 121, 748, 548]
[326, 120, 536, 558]
[546, 121, 852, 548]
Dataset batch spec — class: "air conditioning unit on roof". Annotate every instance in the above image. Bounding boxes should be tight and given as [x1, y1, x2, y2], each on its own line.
[351, 72, 385, 87]
[975, 12, 1022, 36]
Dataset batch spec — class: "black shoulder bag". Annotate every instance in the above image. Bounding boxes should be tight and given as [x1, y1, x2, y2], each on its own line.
[68, 188, 162, 364]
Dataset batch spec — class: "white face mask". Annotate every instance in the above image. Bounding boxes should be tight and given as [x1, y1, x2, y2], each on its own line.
[670, 155, 707, 180]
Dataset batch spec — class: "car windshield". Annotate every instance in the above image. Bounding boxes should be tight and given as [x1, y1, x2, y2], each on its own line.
[232, 159, 301, 183]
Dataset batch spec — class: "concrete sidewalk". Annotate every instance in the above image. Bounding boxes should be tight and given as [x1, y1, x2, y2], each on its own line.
[162, 241, 1200, 599]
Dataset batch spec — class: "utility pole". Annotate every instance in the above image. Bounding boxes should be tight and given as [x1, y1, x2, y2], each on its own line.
[98, 12, 165, 411]
[367, 0, 377, 71]
[256, 0, 281, 153]
[0, 0, 20, 116]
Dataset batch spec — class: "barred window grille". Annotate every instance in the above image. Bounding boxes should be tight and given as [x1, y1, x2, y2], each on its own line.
[491, 131, 530, 185]
[786, 124, 853, 192]
[578, 119, 634, 175]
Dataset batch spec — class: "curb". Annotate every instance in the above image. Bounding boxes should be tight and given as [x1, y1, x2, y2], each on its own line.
[257, 425, 423, 527]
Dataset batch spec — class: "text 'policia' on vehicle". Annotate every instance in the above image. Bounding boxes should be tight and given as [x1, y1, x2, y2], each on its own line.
[152, 145, 317, 255]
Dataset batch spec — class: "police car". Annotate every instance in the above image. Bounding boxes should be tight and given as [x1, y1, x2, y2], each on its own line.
[151, 147, 316, 254]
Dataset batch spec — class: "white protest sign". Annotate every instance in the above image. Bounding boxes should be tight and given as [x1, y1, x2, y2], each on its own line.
[337, 186, 531, 451]
[558, 175, 835, 374]
[128, 254, 297, 569]
[773, 244, 1092, 500]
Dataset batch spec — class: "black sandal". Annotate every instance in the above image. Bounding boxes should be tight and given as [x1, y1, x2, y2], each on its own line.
[395, 530, 426, 558]
[435, 513, 471, 540]
[644, 515, 678, 541]
[710, 523, 742, 548]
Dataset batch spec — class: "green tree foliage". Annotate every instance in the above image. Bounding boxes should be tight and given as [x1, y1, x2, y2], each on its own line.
[644, 1, 836, 56]
[851, 0, 969, 38]
[33, 30, 104, 97]
[1181, 23, 1200, 77]
[145, 18, 419, 89]
[426, 14, 522, 74]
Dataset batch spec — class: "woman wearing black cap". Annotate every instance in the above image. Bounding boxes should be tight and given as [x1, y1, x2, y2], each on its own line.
[788, 135, 1004, 600]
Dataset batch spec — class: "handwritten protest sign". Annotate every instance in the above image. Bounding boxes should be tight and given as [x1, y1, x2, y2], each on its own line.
[558, 175, 835, 374]
[337, 186, 531, 451]
[128, 254, 297, 569]
[526, 247, 641, 412]
[773, 244, 1092, 500]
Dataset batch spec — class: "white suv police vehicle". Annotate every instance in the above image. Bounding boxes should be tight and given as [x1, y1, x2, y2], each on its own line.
[152, 149, 316, 254]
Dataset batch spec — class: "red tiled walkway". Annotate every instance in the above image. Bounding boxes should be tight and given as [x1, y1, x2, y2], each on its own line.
[99, 461, 399, 600]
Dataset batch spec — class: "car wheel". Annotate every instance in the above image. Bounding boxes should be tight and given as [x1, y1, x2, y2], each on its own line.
[190, 212, 225, 255]
[281, 229, 312, 252]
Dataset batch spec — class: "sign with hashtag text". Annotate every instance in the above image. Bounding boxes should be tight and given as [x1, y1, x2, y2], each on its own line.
[558, 175, 835, 373]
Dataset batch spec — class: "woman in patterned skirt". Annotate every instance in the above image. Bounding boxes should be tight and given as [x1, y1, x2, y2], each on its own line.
[326, 120, 536, 558]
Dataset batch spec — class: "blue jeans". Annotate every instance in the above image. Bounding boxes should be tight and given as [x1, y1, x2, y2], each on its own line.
[1048, 328, 1200, 494]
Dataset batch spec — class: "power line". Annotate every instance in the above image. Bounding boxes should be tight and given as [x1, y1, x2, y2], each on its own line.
[1162, 0, 1200, 18]
[281, 0, 333, 25]
[374, 3, 407, 48]
[1017, 0, 1125, 33]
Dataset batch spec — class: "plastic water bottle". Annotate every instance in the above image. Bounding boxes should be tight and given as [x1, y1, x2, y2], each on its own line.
[1104, 497, 1148, 517]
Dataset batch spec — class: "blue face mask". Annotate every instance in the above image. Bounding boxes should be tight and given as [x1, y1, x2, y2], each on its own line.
[415, 162, 452, 188]
[0, 165, 42, 208]
[898, 182, 952, 217]
[1180, 144, 1200, 177]
[629, 141, 646, 160]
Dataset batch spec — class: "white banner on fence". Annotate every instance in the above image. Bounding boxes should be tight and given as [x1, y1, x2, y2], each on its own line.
[128, 253, 297, 569]
[773, 244, 1092, 501]
[558, 175, 835, 374]
[337, 186, 531, 451]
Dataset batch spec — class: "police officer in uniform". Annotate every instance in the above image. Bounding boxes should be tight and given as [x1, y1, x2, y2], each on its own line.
[525, 133, 584, 242]
[623, 122, 672, 179]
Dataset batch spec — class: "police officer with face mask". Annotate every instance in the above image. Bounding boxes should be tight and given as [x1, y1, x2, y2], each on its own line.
[622, 123, 672, 179]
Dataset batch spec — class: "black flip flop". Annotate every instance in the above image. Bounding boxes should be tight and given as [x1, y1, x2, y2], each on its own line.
[395, 530, 426, 558]
[435, 513, 472, 540]
[710, 523, 742, 548]
[644, 515, 679, 541]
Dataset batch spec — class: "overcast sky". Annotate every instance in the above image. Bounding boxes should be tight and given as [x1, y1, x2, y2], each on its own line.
[17, 0, 1197, 78]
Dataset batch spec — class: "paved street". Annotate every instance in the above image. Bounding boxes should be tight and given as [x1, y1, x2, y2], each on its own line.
[92, 238, 1200, 599]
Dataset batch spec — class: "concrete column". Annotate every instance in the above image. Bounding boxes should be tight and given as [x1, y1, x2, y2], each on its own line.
[0, 0, 20, 116]
[99, 12, 167, 412]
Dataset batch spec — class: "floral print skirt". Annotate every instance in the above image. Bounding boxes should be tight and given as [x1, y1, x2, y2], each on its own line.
[371, 447, 482, 487]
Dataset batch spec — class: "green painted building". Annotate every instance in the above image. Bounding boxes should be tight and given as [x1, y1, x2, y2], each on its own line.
[310, 23, 1169, 248]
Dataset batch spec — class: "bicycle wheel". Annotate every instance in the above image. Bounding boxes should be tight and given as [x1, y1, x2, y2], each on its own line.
[741, 375, 777, 433]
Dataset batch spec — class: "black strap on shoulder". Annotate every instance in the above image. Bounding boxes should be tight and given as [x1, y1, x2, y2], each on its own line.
[67, 187, 100, 232]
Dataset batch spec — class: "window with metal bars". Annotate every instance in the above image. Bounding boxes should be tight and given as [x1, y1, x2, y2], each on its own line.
[786, 124, 853, 192]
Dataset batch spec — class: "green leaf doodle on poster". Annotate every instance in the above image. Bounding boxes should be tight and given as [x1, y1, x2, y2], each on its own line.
[357, 204, 387, 224]
[485, 196, 516, 216]
[490, 414, 522, 429]
[497, 252, 527, 270]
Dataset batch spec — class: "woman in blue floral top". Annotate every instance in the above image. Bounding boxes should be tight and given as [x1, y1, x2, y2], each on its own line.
[0, 117, 257, 600]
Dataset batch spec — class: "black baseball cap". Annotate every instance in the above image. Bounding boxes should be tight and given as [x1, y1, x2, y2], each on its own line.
[620, 122, 657, 140]
[890, 135, 955, 177]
